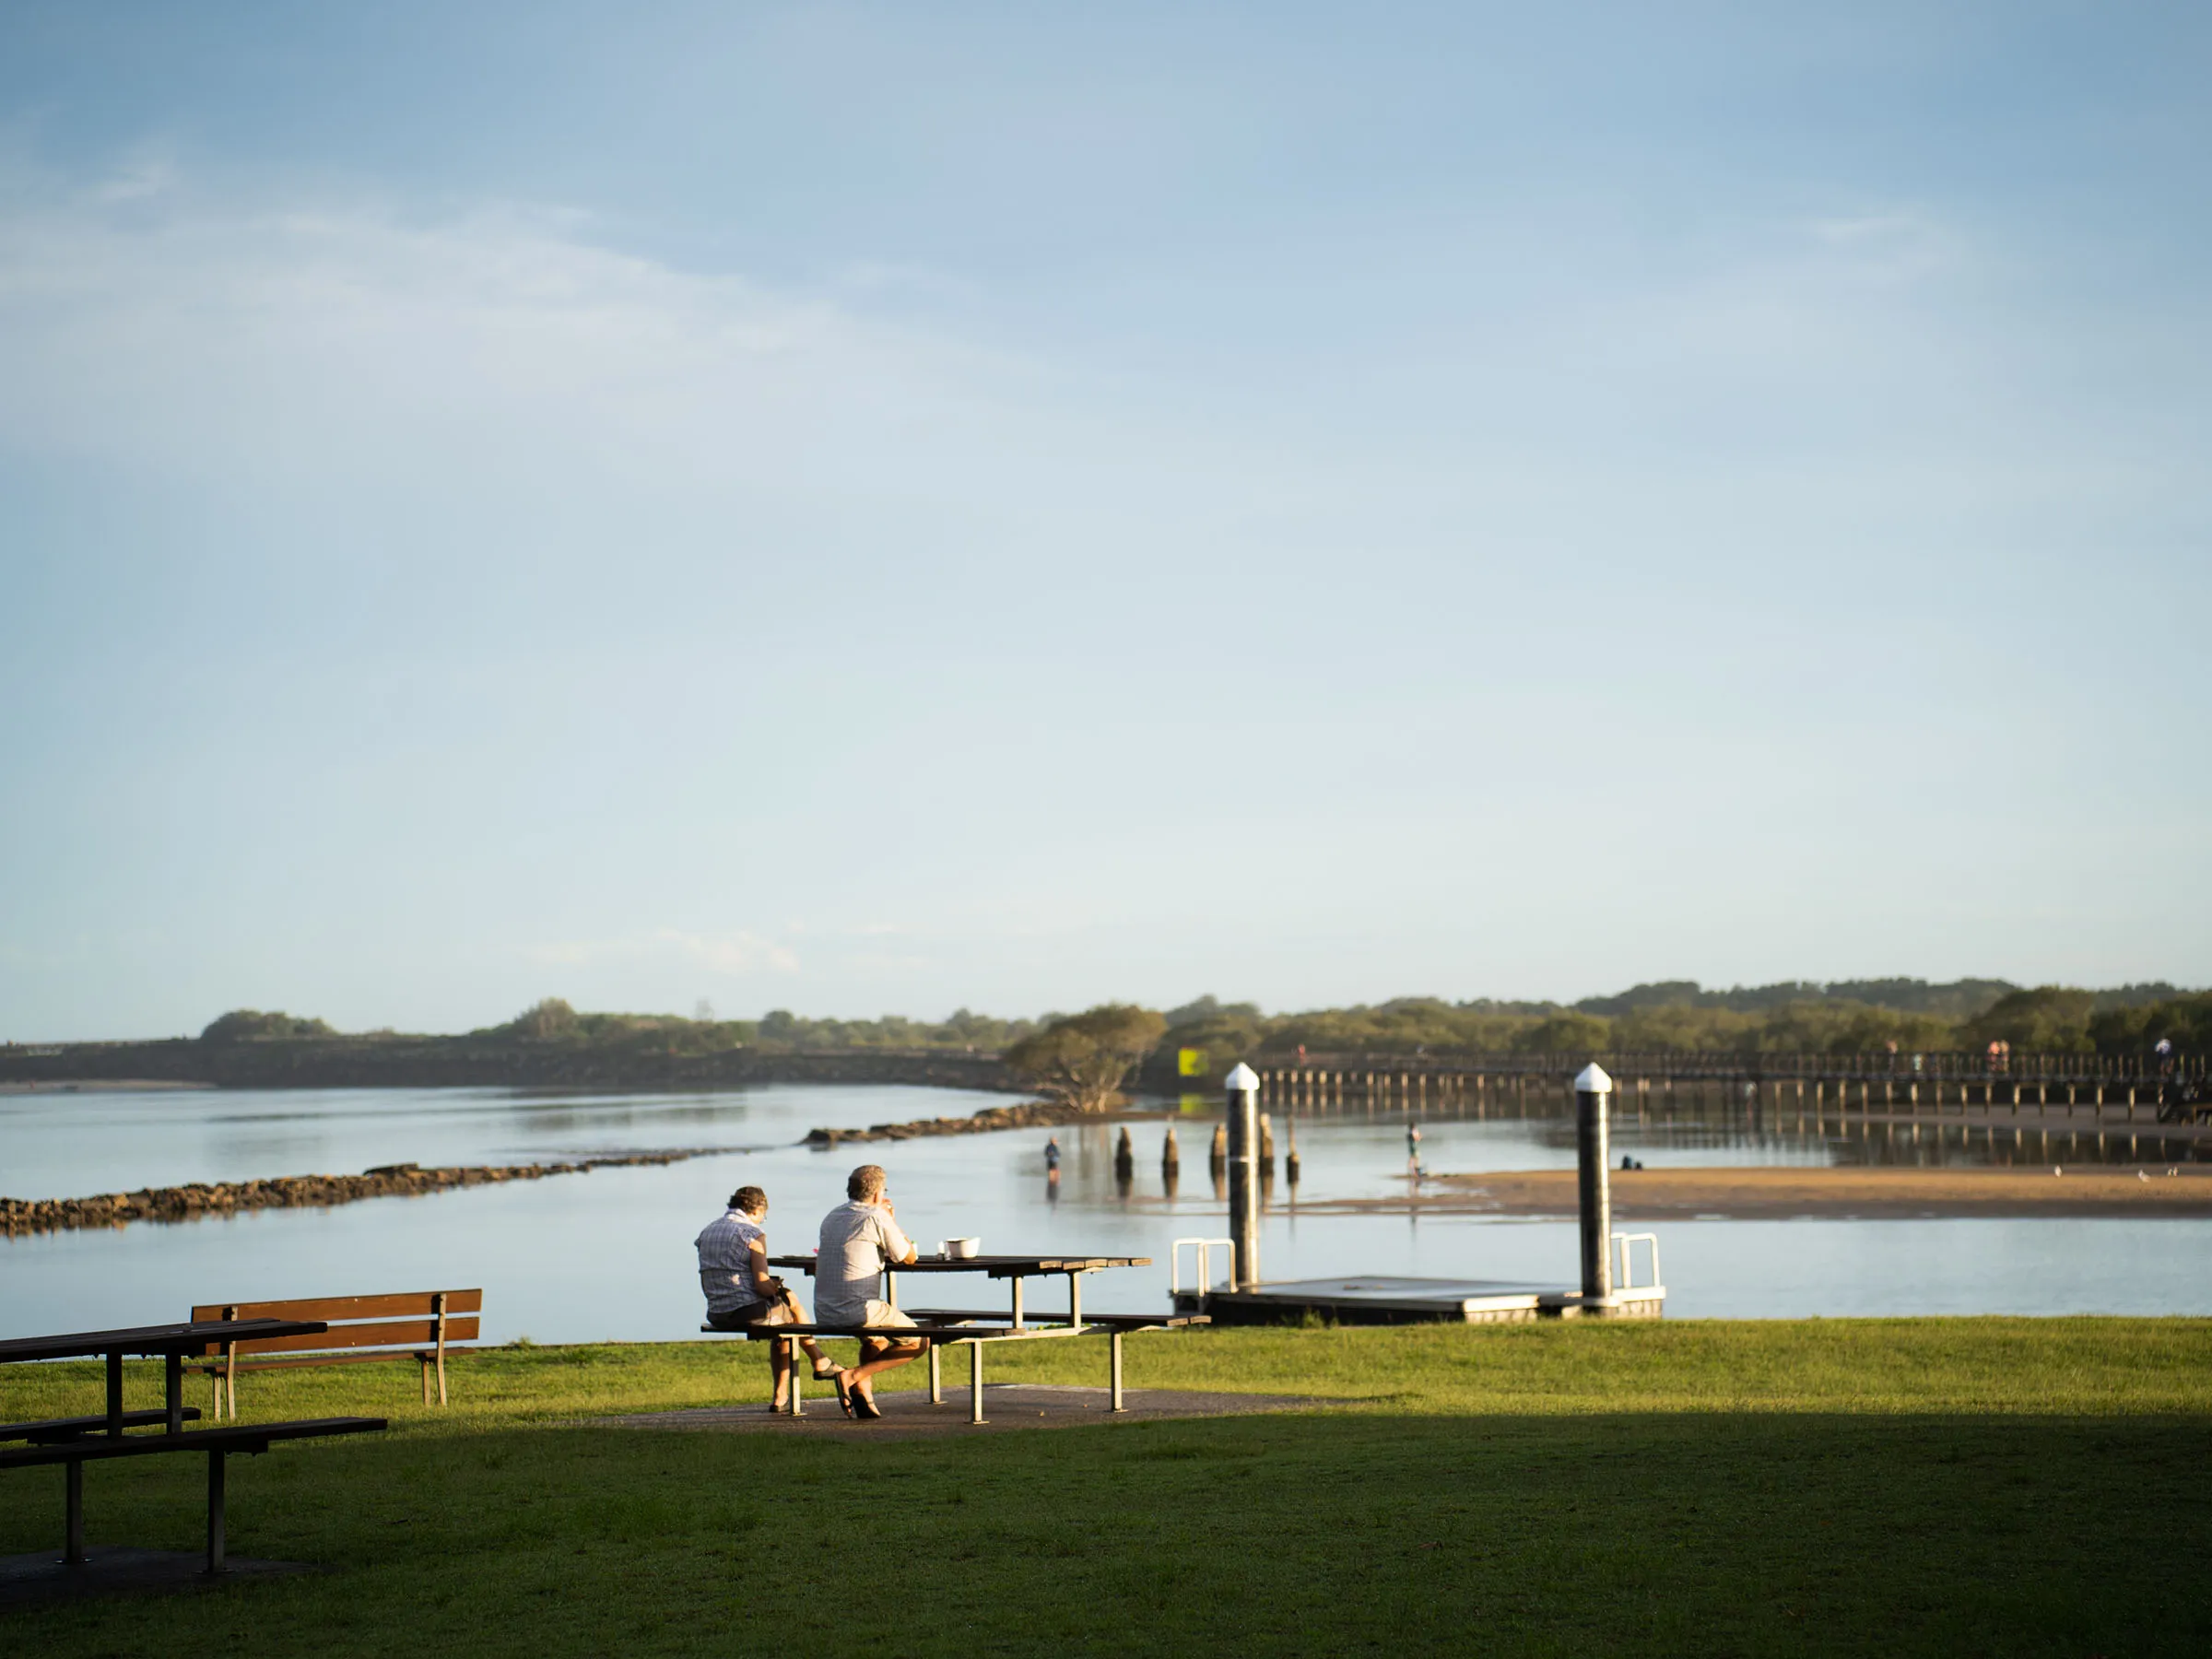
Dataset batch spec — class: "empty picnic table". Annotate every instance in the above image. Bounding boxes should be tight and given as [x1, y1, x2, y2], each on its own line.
[749, 1253, 1200, 1423]
[0, 1320, 386, 1575]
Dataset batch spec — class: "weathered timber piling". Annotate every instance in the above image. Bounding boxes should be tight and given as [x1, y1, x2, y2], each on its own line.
[1576, 1062, 1614, 1301]
[1226, 1062, 1262, 1290]
[1113, 1126, 1135, 1183]
[1208, 1122, 1228, 1174]
[1286, 1111, 1300, 1185]
[1161, 1126, 1180, 1173]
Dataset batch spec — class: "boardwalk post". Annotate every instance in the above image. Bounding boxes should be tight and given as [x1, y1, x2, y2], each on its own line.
[1226, 1061, 1262, 1290]
[1576, 1062, 1614, 1303]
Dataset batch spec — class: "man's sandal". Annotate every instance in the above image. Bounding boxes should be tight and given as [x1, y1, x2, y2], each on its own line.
[832, 1369, 857, 1418]
[810, 1357, 841, 1382]
[853, 1387, 883, 1421]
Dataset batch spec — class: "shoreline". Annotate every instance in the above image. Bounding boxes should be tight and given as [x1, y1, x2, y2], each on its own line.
[1291, 1164, 2212, 1220]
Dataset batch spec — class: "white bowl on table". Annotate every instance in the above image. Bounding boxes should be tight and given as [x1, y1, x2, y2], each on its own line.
[939, 1237, 981, 1260]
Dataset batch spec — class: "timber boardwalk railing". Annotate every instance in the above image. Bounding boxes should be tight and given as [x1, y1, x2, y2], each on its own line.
[1250, 1052, 2204, 1118]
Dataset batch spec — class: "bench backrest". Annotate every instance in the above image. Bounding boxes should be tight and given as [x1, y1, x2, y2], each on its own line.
[187, 1290, 483, 1358]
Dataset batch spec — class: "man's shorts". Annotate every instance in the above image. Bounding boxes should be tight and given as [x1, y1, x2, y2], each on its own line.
[859, 1299, 917, 1332]
[818, 1300, 920, 1339]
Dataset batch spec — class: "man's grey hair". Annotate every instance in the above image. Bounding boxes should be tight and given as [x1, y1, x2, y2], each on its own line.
[847, 1164, 888, 1201]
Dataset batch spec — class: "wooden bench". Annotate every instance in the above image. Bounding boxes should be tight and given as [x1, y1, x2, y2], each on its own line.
[190, 1290, 481, 1418]
[708, 1310, 1208, 1423]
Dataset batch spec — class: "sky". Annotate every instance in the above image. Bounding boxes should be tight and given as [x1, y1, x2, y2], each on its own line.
[2, 3, 2207, 1041]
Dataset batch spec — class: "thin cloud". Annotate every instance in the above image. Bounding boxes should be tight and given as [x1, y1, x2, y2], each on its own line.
[524, 930, 799, 976]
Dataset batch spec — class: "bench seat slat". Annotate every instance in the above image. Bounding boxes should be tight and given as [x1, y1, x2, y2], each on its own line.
[191, 1290, 482, 1324]
[0, 1408, 203, 1442]
[194, 1316, 479, 1357]
[188, 1347, 474, 1375]
[0, 1416, 387, 1469]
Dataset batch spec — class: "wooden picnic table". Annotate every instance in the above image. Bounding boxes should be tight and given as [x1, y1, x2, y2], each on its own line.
[0, 1319, 386, 1573]
[0, 1319, 329, 1440]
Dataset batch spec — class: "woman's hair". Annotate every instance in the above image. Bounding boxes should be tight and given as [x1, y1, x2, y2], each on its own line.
[726, 1185, 769, 1216]
[847, 1164, 888, 1201]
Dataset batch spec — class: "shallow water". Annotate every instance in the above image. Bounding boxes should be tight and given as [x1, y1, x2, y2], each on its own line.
[3, 1084, 2208, 1344]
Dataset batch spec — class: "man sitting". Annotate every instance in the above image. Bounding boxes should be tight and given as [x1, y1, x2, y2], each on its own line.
[816, 1163, 924, 1420]
[696, 1184, 837, 1411]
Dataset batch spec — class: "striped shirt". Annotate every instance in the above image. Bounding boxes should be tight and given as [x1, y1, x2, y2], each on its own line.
[695, 1208, 768, 1319]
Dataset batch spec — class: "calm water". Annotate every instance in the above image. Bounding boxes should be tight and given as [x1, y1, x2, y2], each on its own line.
[3, 1084, 2207, 1343]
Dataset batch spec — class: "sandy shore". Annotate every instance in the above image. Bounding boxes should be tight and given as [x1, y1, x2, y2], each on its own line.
[1295, 1164, 2212, 1219]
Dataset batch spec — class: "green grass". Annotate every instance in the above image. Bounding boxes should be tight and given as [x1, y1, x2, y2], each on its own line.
[5, 1321, 2209, 1655]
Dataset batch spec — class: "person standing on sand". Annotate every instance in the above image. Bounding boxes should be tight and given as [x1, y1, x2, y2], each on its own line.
[815, 1164, 924, 1420]
[695, 1185, 838, 1412]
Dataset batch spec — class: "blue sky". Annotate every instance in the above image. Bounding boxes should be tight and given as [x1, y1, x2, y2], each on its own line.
[3, 3, 2207, 1039]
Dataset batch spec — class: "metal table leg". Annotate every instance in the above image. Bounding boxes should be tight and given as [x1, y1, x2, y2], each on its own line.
[166, 1351, 184, 1434]
[1111, 1330, 1124, 1412]
[786, 1336, 803, 1418]
[206, 1451, 226, 1575]
[969, 1340, 985, 1425]
[106, 1352, 124, 1437]
[64, 1460, 85, 1566]
[928, 1342, 942, 1405]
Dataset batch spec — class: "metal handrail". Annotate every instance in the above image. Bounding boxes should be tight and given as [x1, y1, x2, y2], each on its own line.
[1171, 1237, 1236, 1297]
[1611, 1232, 1662, 1291]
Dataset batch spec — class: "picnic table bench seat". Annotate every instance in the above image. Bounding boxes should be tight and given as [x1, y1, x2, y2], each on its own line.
[3, 1408, 205, 1442]
[703, 1306, 1208, 1422]
[189, 1289, 481, 1417]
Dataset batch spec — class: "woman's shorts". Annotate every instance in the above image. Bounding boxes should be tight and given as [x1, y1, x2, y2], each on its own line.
[707, 1295, 810, 1333]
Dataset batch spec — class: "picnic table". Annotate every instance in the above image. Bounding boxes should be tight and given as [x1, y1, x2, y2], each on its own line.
[0, 1320, 387, 1574]
[749, 1252, 1204, 1423]
[769, 1252, 1149, 1329]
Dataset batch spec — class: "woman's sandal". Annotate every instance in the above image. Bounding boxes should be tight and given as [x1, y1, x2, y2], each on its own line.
[853, 1387, 883, 1421]
[810, 1356, 841, 1382]
[832, 1369, 856, 1418]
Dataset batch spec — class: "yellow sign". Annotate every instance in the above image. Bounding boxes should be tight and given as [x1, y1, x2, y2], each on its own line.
[1176, 1047, 1207, 1078]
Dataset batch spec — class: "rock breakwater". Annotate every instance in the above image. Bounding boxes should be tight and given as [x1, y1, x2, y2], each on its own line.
[804, 1099, 1089, 1147]
[0, 1149, 725, 1237]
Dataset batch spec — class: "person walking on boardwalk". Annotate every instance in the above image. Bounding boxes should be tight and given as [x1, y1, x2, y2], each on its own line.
[816, 1164, 924, 1420]
[695, 1185, 838, 1412]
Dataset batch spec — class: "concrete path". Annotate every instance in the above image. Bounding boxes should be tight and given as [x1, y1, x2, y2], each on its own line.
[599, 1383, 1317, 1440]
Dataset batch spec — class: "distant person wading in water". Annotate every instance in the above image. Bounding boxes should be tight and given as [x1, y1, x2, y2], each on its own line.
[1406, 1122, 1425, 1178]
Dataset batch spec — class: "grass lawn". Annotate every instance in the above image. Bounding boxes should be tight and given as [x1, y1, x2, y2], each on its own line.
[5, 1319, 2208, 1655]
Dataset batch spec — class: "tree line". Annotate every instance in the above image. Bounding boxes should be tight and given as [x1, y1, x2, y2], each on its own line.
[193, 977, 2209, 1115]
